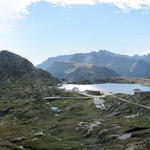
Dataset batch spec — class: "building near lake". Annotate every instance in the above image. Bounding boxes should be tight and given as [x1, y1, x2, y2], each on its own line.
[72, 87, 79, 92]
[85, 90, 101, 95]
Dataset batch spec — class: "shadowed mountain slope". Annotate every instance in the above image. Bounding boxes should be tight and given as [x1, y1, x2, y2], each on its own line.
[37, 54, 73, 69]
[38, 50, 150, 78]
[47, 61, 120, 81]
[0, 50, 59, 85]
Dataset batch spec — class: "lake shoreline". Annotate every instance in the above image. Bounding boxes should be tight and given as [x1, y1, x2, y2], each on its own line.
[66, 77, 150, 87]
[59, 83, 150, 95]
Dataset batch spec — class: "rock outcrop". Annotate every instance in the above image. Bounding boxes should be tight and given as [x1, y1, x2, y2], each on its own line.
[0, 50, 59, 86]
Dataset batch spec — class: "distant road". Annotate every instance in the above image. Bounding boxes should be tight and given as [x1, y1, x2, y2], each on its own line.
[79, 91, 150, 110]
[43, 96, 90, 100]
[43, 91, 150, 110]
[113, 95, 150, 110]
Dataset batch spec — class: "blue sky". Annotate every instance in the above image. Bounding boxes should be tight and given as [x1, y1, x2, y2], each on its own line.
[0, 0, 150, 65]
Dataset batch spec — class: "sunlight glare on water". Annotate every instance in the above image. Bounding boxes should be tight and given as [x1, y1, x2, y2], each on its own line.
[60, 83, 150, 94]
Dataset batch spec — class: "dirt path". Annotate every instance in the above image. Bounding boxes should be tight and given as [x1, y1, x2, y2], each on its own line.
[43, 96, 90, 100]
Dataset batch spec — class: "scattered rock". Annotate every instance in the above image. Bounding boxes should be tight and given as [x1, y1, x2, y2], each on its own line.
[32, 131, 44, 137]
[105, 104, 111, 111]
[119, 103, 129, 110]
[97, 129, 119, 143]
[145, 138, 150, 148]
[98, 129, 108, 139]
[9, 137, 26, 143]
[67, 106, 75, 111]
[106, 135, 119, 142]
[76, 120, 101, 137]
[106, 111, 120, 119]
[0, 122, 5, 126]
[126, 141, 144, 150]
[97, 129, 108, 143]
[126, 144, 138, 150]
[124, 114, 139, 119]
[18, 146, 25, 149]
[50, 124, 57, 130]
[118, 133, 132, 140]
[67, 104, 83, 111]
[54, 114, 59, 117]
[0, 140, 19, 150]
[0, 109, 10, 118]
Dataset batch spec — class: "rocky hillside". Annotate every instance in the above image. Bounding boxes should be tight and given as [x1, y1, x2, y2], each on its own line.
[46, 61, 120, 81]
[37, 50, 150, 78]
[0, 50, 59, 86]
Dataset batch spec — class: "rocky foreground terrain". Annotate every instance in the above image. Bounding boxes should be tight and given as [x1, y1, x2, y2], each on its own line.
[1, 50, 150, 150]
[1, 83, 150, 150]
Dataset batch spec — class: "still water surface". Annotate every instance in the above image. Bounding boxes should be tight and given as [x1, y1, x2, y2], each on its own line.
[60, 83, 150, 94]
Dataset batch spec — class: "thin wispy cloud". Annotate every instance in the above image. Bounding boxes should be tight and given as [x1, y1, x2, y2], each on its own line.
[1, 0, 150, 20]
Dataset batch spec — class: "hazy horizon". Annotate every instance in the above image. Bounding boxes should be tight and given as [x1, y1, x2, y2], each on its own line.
[0, 0, 150, 65]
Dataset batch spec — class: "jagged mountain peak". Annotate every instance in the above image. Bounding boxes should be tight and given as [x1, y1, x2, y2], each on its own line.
[37, 50, 150, 78]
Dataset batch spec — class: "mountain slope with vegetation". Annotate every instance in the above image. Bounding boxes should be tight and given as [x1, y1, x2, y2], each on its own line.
[37, 54, 73, 69]
[1, 50, 150, 149]
[70, 50, 150, 78]
[47, 61, 120, 81]
[37, 50, 150, 78]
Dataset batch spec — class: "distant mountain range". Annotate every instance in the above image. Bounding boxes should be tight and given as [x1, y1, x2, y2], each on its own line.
[47, 61, 119, 82]
[37, 54, 74, 70]
[37, 50, 150, 79]
[0, 50, 59, 85]
[133, 54, 150, 63]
